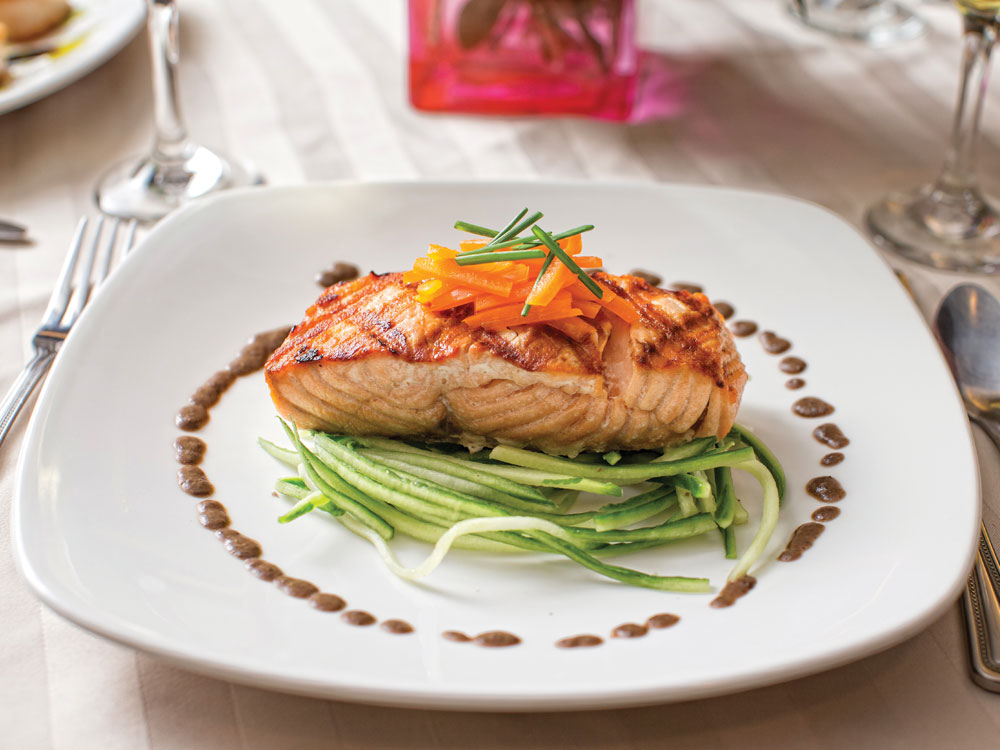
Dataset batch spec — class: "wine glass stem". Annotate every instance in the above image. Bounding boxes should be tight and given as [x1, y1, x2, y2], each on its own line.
[148, 0, 193, 166]
[938, 12, 998, 195]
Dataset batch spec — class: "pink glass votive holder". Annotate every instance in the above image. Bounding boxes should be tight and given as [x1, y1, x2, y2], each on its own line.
[409, 0, 639, 121]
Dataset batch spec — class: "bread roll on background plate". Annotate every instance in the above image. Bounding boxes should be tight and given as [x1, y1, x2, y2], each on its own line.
[0, 0, 71, 42]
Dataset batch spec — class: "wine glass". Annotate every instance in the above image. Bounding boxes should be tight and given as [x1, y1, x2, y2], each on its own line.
[95, 0, 261, 222]
[866, 1, 1000, 272]
[788, 0, 926, 46]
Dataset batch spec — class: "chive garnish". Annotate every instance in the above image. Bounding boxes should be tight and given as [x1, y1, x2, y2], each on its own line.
[530, 225, 603, 299]
[486, 208, 529, 245]
[481, 224, 596, 252]
[453, 221, 498, 238]
[455, 249, 547, 265]
[456, 209, 544, 255]
[489, 210, 543, 247]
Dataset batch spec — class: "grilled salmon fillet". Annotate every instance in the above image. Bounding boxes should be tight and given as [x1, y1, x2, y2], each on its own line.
[265, 272, 746, 456]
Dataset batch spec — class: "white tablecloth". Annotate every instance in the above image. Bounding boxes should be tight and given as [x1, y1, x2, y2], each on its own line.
[3, 1, 1000, 747]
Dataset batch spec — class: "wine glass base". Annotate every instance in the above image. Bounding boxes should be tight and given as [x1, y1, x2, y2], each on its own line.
[866, 187, 1000, 273]
[788, 1, 926, 46]
[95, 145, 263, 222]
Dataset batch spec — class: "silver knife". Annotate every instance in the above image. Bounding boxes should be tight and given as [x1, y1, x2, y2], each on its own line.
[0, 220, 29, 243]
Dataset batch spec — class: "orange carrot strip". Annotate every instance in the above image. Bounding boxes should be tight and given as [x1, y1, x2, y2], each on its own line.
[475, 294, 515, 313]
[558, 233, 583, 255]
[525, 259, 575, 307]
[459, 239, 489, 253]
[428, 244, 458, 259]
[415, 279, 444, 303]
[546, 317, 596, 341]
[481, 308, 585, 331]
[428, 288, 476, 311]
[572, 299, 601, 318]
[403, 270, 429, 284]
[412, 258, 513, 296]
[521, 256, 602, 276]
[464, 298, 579, 328]
[595, 285, 640, 324]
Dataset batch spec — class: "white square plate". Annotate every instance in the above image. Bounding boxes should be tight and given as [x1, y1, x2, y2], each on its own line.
[12, 182, 978, 710]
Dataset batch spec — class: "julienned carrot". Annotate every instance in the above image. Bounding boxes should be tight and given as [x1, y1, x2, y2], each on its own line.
[522, 256, 602, 273]
[459, 239, 489, 253]
[594, 284, 640, 324]
[428, 244, 458, 259]
[560, 233, 583, 255]
[525, 258, 575, 307]
[464, 297, 579, 328]
[546, 316, 596, 341]
[416, 279, 444, 303]
[412, 258, 513, 296]
[407, 221, 642, 332]
[570, 298, 601, 318]
[478, 308, 586, 331]
[428, 288, 477, 311]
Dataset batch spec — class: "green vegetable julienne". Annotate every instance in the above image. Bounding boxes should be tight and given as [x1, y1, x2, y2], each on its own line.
[261, 424, 786, 593]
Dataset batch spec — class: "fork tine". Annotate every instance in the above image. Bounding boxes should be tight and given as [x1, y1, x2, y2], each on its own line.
[40, 218, 87, 328]
[123, 219, 138, 254]
[93, 218, 121, 287]
[61, 216, 104, 327]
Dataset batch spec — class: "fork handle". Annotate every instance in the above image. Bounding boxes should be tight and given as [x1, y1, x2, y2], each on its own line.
[964, 529, 1000, 691]
[0, 350, 57, 450]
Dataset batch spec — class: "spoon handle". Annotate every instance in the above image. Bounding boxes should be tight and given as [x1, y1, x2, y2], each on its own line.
[963, 527, 1000, 692]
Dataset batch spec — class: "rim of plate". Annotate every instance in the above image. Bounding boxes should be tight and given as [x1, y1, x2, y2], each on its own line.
[0, 0, 146, 115]
[11, 180, 981, 711]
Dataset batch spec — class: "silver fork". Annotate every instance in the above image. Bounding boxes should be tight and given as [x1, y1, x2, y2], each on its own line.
[0, 217, 138, 449]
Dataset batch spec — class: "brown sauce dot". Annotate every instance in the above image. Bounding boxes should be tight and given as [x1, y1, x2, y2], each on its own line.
[228, 327, 291, 376]
[629, 269, 662, 287]
[189, 384, 223, 409]
[785, 378, 806, 390]
[176, 404, 209, 431]
[475, 631, 521, 648]
[275, 576, 319, 599]
[381, 619, 414, 634]
[812, 506, 841, 522]
[612, 623, 649, 639]
[779, 356, 807, 374]
[197, 499, 230, 530]
[177, 465, 214, 497]
[342, 610, 377, 627]
[442, 630, 472, 643]
[813, 423, 849, 449]
[204, 369, 236, 393]
[806, 476, 845, 502]
[174, 436, 206, 465]
[778, 522, 824, 562]
[317, 262, 360, 288]
[730, 320, 758, 337]
[309, 592, 346, 611]
[821, 452, 844, 467]
[556, 635, 603, 648]
[759, 331, 792, 354]
[671, 282, 703, 294]
[713, 301, 735, 319]
[710, 575, 756, 608]
[793, 397, 834, 418]
[245, 559, 283, 582]
[646, 613, 680, 629]
[216, 529, 262, 560]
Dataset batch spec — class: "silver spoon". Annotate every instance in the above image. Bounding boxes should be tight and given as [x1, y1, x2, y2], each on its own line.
[935, 283, 1000, 692]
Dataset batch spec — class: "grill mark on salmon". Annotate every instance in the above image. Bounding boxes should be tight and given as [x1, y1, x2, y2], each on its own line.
[266, 272, 746, 455]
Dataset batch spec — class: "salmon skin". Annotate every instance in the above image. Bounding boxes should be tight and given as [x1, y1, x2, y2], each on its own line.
[265, 272, 746, 456]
